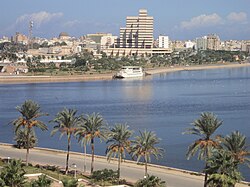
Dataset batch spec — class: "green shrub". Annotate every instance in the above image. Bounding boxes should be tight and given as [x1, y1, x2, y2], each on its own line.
[134, 175, 166, 187]
[91, 169, 118, 183]
[31, 174, 52, 187]
[61, 178, 78, 187]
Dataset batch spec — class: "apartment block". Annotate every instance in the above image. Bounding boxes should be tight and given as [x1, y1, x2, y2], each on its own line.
[207, 34, 220, 50]
[158, 35, 169, 49]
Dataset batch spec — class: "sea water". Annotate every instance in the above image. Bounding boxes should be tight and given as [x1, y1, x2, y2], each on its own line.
[0, 66, 249, 180]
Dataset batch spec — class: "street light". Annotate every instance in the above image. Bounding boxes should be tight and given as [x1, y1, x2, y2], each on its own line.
[7, 157, 10, 164]
[72, 163, 77, 179]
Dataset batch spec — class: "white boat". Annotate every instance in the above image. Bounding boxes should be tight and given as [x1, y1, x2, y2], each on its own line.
[115, 66, 144, 78]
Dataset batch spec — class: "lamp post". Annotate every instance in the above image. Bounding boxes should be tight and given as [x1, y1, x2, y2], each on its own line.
[72, 163, 77, 179]
[7, 157, 10, 164]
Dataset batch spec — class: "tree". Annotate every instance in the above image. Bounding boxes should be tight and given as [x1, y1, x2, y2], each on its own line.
[13, 100, 48, 166]
[131, 130, 164, 176]
[206, 150, 242, 187]
[183, 112, 222, 187]
[106, 124, 133, 181]
[0, 159, 27, 187]
[51, 108, 81, 174]
[82, 113, 106, 173]
[31, 174, 52, 187]
[134, 175, 166, 187]
[222, 131, 250, 166]
[14, 128, 37, 149]
[74, 117, 88, 173]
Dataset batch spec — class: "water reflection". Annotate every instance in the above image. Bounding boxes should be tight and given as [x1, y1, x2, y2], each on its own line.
[120, 77, 153, 101]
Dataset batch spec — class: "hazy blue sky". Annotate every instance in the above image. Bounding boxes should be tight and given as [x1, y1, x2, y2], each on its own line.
[1, 0, 250, 40]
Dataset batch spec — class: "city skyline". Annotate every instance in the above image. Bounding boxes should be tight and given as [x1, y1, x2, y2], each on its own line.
[1, 0, 250, 40]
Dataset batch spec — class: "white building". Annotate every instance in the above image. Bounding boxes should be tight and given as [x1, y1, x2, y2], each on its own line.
[185, 40, 195, 49]
[101, 35, 117, 49]
[158, 36, 169, 49]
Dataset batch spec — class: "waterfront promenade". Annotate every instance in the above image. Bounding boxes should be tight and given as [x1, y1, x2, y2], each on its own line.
[0, 63, 250, 84]
[0, 144, 248, 187]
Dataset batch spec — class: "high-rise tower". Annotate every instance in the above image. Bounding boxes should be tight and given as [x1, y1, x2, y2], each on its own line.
[118, 9, 153, 49]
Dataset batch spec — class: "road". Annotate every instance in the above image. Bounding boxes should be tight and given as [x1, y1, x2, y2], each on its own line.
[0, 144, 248, 187]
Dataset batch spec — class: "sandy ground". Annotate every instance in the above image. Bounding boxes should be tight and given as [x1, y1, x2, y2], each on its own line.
[0, 63, 250, 84]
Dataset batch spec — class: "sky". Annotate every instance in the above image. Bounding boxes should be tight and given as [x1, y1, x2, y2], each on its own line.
[1, 0, 250, 40]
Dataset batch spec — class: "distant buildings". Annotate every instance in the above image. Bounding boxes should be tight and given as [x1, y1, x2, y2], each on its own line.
[12, 32, 28, 44]
[104, 9, 172, 57]
[196, 34, 220, 51]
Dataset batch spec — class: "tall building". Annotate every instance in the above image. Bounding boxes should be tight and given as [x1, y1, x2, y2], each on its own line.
[118, 9, 153, 49]
[103, 9, 172, 57]
[207, 34, 220, 50]
[196, 36, 207, 50]
[158, 35, 169, 49]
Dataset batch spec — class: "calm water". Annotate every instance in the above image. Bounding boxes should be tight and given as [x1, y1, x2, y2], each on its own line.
[0, 67, 250, 180]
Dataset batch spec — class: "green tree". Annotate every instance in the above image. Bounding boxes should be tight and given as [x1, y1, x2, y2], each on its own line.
[14, 128, 37, 149]
[13, 100, 48, 166]
[134, 175, 166, 187]
[51, 108, 81, 174]
[183, 112, 222, 187]
[31, 174, 52, 187]
[206, 150, 242, 187]
[106, 124, 133, 181]
[131, 130, 164, 176]
[222, 131, 250, 165]
[82, 113, 106, 173]
[0, 159, 27, 187]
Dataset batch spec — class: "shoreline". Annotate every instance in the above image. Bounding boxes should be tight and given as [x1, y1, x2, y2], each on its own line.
[0, 62, 250, 84]
[0, 143, 249, 186]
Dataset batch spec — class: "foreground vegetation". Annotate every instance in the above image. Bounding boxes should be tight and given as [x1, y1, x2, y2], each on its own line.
[5, 100, 250, 187]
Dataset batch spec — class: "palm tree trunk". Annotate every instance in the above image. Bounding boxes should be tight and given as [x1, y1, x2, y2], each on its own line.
[26, 128, 31, 166]
[118, 152, 121, 184]
[204, 162, 208, 187]
[66, 135, 71, 175]
[91, 138, 94, 174]
[145, 156, 148, 177]
[84, 142, 86, 173]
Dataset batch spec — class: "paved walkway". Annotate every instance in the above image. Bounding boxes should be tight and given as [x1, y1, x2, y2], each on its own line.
[0, 144, 248, 187]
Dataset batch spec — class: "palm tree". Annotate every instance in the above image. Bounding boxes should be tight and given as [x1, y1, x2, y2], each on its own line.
[183, 112, 223, 187]
[222, 131, 250, 166]
[74, 117, 88, 173]
[82, 113, 106, 174]
[206, 149, 242, 187]
[106, 124, 133, 182]
[51, 108, 81, 174]
[0, 159, 27, 187]
[13, 100, 48, 166]
[131, 130, 164, 177]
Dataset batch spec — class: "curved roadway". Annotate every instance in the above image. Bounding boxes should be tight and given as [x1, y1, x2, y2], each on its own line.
[0, 144, 248, 187]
